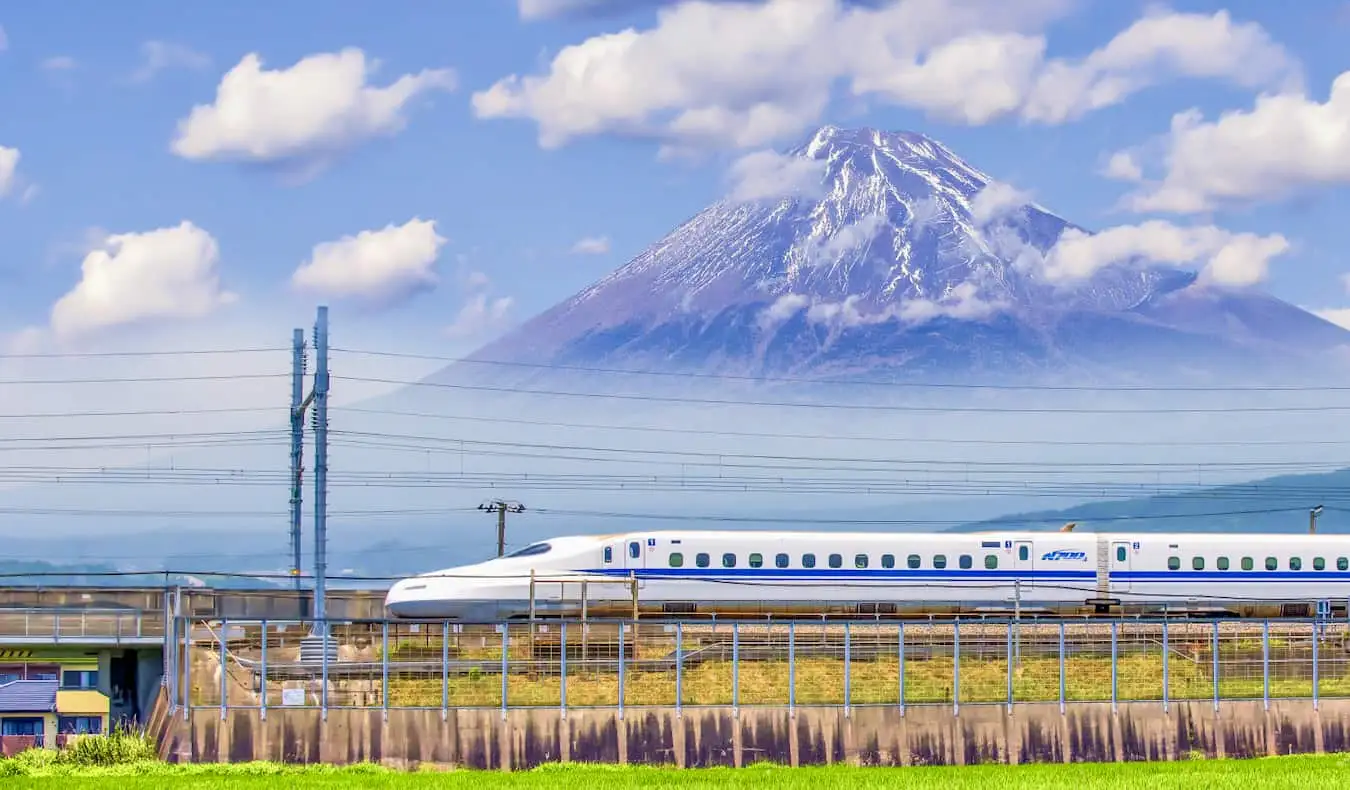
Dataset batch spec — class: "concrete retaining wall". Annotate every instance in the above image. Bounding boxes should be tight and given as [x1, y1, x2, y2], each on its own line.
[156, 699, 1350, 769]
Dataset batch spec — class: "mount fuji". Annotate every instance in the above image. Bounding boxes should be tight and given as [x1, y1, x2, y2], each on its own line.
[438, 126, 1348, 388]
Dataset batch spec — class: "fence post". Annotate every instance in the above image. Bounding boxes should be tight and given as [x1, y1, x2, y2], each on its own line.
[1262, 619, 1270, 711]
[1313, 619, 1319, 710]
[321, 617, 329, 721]
[1005, 620, 1013, 713]
[219, 618, 228, 721]
[732, 623, 740, 716]
[1058, 621, 1065, 715]
[844, 622, 852, 717]
[442, 621, 450, 721]
[1110, 621, 1118, 714]
[1212, 620, 1220, 712]
[953, 621, 961, 717]
[183, 618, 192, 721]
[382, 621, 390, 719]
[260, 619, 268, 721]
[1162, 619, 1169, 714]
[898, 623, 905, 716]
[501, 624, 509, 720]
[788, 621, 796, 718]
[559, 621, 568, 717]
[675, 622, 683, 717]
[618, 621, 626, 720]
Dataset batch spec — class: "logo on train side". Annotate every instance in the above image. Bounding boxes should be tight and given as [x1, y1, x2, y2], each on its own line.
[1040, 550, 1088, 561]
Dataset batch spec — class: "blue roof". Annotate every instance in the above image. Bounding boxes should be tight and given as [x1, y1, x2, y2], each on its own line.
[0, 680, 57, 712]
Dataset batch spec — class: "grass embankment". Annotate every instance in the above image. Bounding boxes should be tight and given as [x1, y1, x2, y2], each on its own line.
[4, 756, 1350, 788]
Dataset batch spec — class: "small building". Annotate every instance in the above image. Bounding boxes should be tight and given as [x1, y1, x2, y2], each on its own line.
[0, 650, 108, 754]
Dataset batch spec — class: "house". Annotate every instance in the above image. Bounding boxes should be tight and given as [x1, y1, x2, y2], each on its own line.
[0, 652, 108, 754]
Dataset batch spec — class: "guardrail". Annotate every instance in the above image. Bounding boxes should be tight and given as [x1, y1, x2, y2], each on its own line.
[166, 616, 1350, 717]
[0, 607, 162, 642]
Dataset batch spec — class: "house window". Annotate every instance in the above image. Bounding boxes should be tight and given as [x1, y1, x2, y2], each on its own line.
[62, 670, 98, 690]
[696, 553, 710, 568]
[881, 554, 895, 569]
[775, 553, 789, 569]
[27, 669, 57, 681]
[749, 553, 763, 568]
[669, 553, 683, 568]
[58, 716, 102, 735]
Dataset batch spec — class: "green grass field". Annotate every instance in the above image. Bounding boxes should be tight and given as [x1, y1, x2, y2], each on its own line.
[4, 757, 1350, 788]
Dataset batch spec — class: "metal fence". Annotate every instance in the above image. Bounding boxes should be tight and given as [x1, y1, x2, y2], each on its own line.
[165, 617, 1350, 717]
[0, 607, 161, 643]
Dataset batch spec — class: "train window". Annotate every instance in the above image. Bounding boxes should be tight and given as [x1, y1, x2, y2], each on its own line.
[749, 553, 764, 568]
[1217, 557, 1229, 571]
[1116, 546, 1126, 562]
[1242, 557, 1253, 571]
[803, 554, 816, 568]
[934, 555, 948, 569]
[1192, 557, 1204, 571]
[722, 553, 737, 568]
[855, 554, 868, 569]
[669, 553, 684, 568]
[775, 553, 789, 569]
[1018, 545, 1029, 561]
[828, 553, 843, 569]
[1315, 557, 1326, 571]
[1340, 558, 1349, 572]
[1265, 557, 1277, 571]
[985, 555, 998, 569]
[882, 554, 895, 569]
[1290, 557, 1302, 571]
[629, 542, 641, 559]
[907, 554, 921, 569]
[959, 555, 972, 570]
[696, 553, 710, 568]
[1167, 556, 1180, 571]
[507, 542, 553, 558]
[604, 547, 613, 563]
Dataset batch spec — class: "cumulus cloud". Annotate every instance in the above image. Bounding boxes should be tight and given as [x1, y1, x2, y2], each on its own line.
[969, 181, 1033, 224]
[446, 293, 515, 340]
[897, 281, 1005, 324]
[1042, 221, 1290, 287]
[172, 48, 455, 174]
[291, 218, 447, 306]
[131, 41, 210, 83]
[1102, 150, 1143, 182]
[49, 221, 236, 340]
[475, 1, 1295, 152]
[805, 215, 890, 268]
[758, 293, 810, 328]
[1121, 71, 1350, 213]
[0, 146, 18, 197]
[570, 236, 611, 255]
[726, 149, 827, 203]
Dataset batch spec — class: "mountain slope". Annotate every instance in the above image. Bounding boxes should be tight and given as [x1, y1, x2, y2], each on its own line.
[443, 125, 1349, 386]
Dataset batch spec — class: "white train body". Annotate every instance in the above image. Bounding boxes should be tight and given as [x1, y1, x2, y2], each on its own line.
[383, 530, 1350, 620]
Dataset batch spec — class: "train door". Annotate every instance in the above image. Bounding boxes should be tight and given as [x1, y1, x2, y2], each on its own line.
[1110, 540, 1132, 593]
[1011, 540, 1034, 589]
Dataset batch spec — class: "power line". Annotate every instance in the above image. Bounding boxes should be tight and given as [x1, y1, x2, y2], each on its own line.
[0, 347, 286, 360]
[0, 373, 286, 385]
[0, 406, 282, 420]
[330, 346, 1350, 394]
[333, 375, 1350, 414]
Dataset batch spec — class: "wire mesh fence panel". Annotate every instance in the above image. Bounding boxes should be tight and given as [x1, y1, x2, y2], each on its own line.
[902, 623, 954, 706]
[437, 624, 504, 708]
[493, 622, 561, 708]
[848, 622, 900, 705]
[1216, 625, 1268, 700]
[679, 621, 734, 706]
[1318, 623, 1350, 698]
[1268, 622, 1316, 699]
[792, 624, 845, 705]
[1164, 623, 1214, 701]
[1060, 623, 1112, 702]
[383, 621, 447, 708]
[1116, 624, 1164, 702]
[622, 622, 677, 707]
[189, 620, 222, 708]
[1009, 622, 1060, 703]
[319, 622, 378, 708]
[254, 621, 317, 709]
[957, 622, 1008, 704]
[727, 622, 791, 706]
[564, 621, 620, 707]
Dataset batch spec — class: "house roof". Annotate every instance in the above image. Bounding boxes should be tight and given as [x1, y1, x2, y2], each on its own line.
[0, 680, 57, 713]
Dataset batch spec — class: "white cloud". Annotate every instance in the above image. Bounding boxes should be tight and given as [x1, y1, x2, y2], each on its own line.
[475, 1, 1295, 152]
[0, 146, 18, 197]
[969, 180, 1033, 224]
[446, 293, 515, 339]
[49, 221, 236, 340]
[805, 214, 890, 268]
[897, 281, 1004, 324]
[41, 55, 77, 71]
[1102, 150, 1143, 182]
[132, 41, 210, 83]
[1042, 220, 1290, 287]
[1122, 71, 1350, 213]
[292, 218, 446, 306]
[758, 293, 810, 328]
[570, 236, 611, 255]
[171, 48, 456, 172]
[726, 149, 827, 203]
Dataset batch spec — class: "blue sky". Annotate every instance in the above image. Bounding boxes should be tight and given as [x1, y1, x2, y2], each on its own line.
[3, 0, 1350, 361]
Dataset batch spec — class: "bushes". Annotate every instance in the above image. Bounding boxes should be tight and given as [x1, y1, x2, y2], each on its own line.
[0, 726, 157, 776]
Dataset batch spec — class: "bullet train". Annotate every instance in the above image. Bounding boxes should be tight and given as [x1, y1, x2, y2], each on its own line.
[383, 529, 1350, 620]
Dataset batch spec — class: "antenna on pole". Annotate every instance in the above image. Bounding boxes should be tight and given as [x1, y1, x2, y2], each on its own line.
[479, 500, 526, 557]
[1311, 505, 1324, 534]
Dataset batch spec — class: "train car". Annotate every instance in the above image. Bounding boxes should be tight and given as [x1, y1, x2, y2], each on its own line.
[382, 529, 1350, 620]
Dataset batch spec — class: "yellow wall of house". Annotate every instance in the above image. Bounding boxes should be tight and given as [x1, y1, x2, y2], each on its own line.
[1, 652, 109, 740]
[56, 690, 108, 715]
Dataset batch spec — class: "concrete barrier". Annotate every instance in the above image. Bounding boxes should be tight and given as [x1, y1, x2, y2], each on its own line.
[155, 698, 1350, 769]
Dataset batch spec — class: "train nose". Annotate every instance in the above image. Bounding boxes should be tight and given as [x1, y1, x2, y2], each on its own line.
[384, 574, 520, 620]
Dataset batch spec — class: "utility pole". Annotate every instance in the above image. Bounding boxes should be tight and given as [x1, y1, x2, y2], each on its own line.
[479, 500, 525, 556]
[1311, 505, 1324, 534]
[292, 305, 334, 664]
[288, 328, 308, 596]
